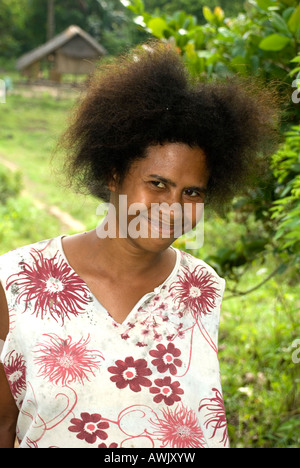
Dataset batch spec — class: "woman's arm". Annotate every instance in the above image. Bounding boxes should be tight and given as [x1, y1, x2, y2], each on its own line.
[0, 364, 19, 448]
[0, 284, 19, 448]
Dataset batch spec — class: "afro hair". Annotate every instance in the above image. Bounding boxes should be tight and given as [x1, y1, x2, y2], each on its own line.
[59, 41, 280, 211]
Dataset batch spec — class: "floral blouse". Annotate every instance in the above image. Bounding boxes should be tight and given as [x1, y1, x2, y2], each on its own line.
[0, 236, 229, 448]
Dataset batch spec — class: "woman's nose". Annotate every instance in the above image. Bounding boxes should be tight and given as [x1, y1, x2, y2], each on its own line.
[154, 190, 184, 223]
[158, 188, 183, 206]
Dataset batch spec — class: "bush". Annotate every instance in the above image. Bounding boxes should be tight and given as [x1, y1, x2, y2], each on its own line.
[0, 164, 60, 254]
[0, 164, 22, 204]
[271, 125, 300, 265]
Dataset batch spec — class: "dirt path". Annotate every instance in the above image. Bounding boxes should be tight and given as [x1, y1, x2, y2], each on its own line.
[0, 155, 85, 232]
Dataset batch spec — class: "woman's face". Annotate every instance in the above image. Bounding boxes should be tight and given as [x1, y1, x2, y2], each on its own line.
[108, 142, 210, 252]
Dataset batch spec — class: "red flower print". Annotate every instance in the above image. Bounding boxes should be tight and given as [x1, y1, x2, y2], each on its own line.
[98, 442, 118, 448]
[68, 413, 109, 444]
[25, 439, 39, 448]
[7, 249, 91, 324]
[150, 376, 184, 406]
[198, 388, 229, 447]
[108, 356, 152, 392]
[34, 334, 104, 386]
[3, 351, 26, 398]
[149, 343, 182, 375]
[150, 404, 206, 448]
[169, 265, 221, 318]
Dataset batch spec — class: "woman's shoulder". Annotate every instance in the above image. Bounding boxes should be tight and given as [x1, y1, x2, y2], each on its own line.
[176, 248, 225, 286]
[0, 237, 62, 277]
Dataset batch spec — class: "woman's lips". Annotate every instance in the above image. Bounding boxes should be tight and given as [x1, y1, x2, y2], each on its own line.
[140, 213, 176, 236]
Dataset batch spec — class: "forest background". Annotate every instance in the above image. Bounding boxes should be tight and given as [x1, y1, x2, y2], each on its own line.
[0, 0, 299, 448]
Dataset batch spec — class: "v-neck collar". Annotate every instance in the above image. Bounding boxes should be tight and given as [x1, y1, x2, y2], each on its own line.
[57, 235, 181, 326]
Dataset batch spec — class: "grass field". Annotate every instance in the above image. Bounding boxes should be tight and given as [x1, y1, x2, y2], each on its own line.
[0, 90, 98, 221]
[0, 86, 299, 448]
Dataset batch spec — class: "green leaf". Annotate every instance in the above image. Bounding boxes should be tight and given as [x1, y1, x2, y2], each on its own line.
[230, 56, 249, 74]
[203, 6, 214, 24]
[288, 5, 300, 33]
[269, 13, 291, 35]
[256, 0, 276, 11]
[121, 0, 144, 15]
[281, 0, 298, 6]
[147, 17, 168, 38]
[259, 34, 291, 51]
[214, 7, 225, 23]
[191, 27, 205, 49]
[172, 11, 185, 28]
[290, 67, 300, 76]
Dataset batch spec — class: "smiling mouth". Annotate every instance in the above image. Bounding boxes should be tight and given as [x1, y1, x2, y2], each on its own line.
[140, 213, 176, 236]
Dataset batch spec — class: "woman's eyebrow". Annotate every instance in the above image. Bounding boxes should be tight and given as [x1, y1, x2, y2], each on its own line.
[149, 174, 177, 187]
[148, 174, 207, 193]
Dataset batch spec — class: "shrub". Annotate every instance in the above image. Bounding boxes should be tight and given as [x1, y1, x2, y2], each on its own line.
[0, 164, 22, 204]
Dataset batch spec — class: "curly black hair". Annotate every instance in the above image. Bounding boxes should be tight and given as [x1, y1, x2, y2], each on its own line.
[59, 41, 279, 211]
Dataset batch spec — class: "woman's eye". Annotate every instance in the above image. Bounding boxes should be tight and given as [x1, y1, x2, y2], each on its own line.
[151, 181, 165, 189]
[185, 189, 199, 197]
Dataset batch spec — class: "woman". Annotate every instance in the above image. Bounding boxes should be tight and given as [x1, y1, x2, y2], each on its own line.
[0, 43, 278, 448]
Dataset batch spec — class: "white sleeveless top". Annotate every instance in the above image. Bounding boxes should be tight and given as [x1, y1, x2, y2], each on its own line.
[0, 236, 229, 448]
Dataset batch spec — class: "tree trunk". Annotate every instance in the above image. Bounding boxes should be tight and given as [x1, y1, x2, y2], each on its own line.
[47, 0, 55, 41]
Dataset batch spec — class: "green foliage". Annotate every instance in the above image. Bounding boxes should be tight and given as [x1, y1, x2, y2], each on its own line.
[220, 279, 299, 448]
[0, 194, 59, 254]
[0, 0, 28, 57]
[2, 0, 146, 57]
[271, 125, 300, 262]
[0, 164, 60, 254]
[143, 0, 245, 20]
[290, 50, 300, 82]
[0, 164, 22, 204]
[123, 0, 299, 80]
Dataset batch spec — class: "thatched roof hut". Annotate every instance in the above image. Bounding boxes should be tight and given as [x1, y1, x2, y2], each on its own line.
[16, 25, 107, 82]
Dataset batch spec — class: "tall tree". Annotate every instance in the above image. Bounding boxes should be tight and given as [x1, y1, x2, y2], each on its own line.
[19, 0, 145, 55]
[47, 0, 55, 41]
[0, 0, 27, 57]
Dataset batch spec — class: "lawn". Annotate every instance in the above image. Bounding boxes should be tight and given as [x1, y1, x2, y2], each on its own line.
[0, 87, 299, 448]
[0, 90, 99, 228]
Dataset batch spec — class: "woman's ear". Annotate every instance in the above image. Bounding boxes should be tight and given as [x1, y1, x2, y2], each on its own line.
[107, 172, 118, 193]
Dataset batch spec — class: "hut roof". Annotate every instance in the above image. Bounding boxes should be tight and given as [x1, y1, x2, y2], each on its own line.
[16, 25, 107, 71]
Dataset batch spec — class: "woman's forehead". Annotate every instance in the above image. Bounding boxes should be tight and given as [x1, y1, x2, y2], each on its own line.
[129, 143, 209, 182]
